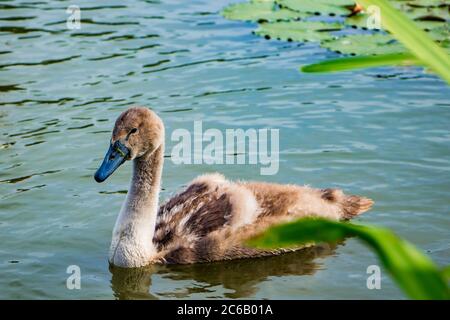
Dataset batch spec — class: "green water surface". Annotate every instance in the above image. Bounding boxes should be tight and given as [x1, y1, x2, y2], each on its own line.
[0, 0, 449, 299]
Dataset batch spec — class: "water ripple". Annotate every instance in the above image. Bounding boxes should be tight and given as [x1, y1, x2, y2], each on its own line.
[0, 0, 449, 300]
[0, 55, 81, 69]
[0, 170, 61, 184]
[142, 54, 271, 74]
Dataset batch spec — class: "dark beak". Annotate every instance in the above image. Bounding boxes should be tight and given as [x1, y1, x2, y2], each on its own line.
[94, 141, 130, 183]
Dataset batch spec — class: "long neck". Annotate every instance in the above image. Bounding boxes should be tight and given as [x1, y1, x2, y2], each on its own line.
[126, 145, 164, 229]
[110, 144, 164, 267]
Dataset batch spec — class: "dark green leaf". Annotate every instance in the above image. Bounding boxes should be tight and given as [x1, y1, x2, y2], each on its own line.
[247, 218, 450, 300]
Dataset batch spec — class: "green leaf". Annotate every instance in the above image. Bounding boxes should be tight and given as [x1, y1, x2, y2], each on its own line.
[357, 0, 450, 83]
[322, 34, 405, 55]
[255, 20, 342, 42]
[222, 0, 306, 22]
[247, 217, 450, 300]
[301, 52, 420, 73]
[442, 266, 450, 281]
[277, 0, 355, 16]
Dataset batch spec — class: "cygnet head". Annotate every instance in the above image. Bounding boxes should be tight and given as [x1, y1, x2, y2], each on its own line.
[94, 106, 164, 183]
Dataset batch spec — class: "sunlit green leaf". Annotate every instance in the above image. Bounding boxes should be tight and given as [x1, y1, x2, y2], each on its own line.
[247, 217, 450, 300]
[301, 52, 420, 73]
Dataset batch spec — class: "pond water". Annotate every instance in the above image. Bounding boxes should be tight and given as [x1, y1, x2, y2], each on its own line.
[0, 0, 449, 299]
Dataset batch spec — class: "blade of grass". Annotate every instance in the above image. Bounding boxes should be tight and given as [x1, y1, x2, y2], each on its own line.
[301, 52, 420, 73]
[356, 0, 450, 83]
[247, 218, 450, 300]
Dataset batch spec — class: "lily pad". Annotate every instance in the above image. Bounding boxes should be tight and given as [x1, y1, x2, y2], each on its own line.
[276, 0, 356, 16]
[222, 0, 307, 22]
[427, 25, 450, 42]
[345, 13, 382, 30]
[222, 0, 449, 57]
[391, 0, 450, 9]
[441, 39, 450, 48]
[255, 20, 342, 42]
[402, 0, 449, 7]
[403, 6, 450, 21]
[347, 3, 449, 32]
[322, 34, 406, 55]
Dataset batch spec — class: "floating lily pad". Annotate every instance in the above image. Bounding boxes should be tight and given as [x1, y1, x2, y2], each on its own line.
[222, 0, 449, 57]
[345, 13, 382, 30]
[276, 0, 355, 16]
[441, 39, 450, 48]
[392, 0, 450, 10]
[322, 34, 406, 55]
[402, 0, 449, 7]
[222, 0, 307, 22]
[348, 2, 449, 26]
[403, 6, 450, 21]
[255, 20, 342, 42]
[429, 26, 450, 42]
[347, 16, 449, 36]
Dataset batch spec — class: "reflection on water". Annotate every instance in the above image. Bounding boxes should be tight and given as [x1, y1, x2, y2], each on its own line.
[110, 243, 340, 299]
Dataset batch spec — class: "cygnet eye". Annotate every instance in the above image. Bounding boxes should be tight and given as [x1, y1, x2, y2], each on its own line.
[126, 128, 138, 140]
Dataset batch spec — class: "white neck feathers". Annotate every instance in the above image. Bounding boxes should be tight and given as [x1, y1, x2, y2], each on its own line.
[109, 144, 164, 267]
